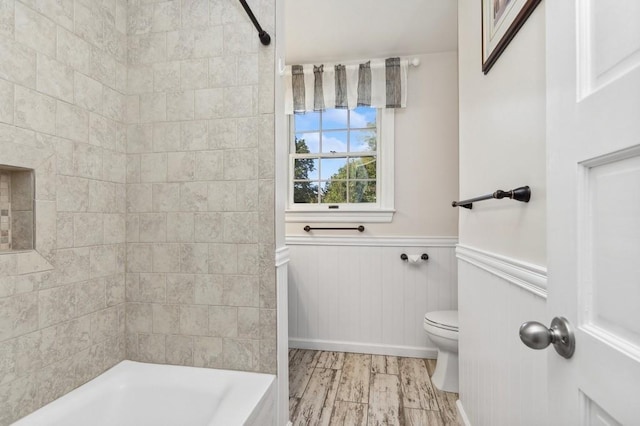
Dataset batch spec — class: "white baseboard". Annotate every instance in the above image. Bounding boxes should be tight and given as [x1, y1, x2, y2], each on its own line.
[456, 399, 471, 426]
[289, 338, 438, 359]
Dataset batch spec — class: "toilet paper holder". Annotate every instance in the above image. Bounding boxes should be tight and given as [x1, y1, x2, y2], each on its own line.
[400, 253, 429, 262]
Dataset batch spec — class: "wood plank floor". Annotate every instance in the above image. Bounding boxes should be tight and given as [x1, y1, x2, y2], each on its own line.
[289, 349, 459, 426]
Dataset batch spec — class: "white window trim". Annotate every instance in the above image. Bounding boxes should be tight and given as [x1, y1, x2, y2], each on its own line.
[285, 109, 395, 223]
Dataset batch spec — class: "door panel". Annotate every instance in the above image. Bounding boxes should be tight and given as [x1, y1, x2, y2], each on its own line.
[547, 0, 640, 424]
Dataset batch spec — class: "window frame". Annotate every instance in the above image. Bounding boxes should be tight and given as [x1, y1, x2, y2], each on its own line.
[285, 108, 395, 223]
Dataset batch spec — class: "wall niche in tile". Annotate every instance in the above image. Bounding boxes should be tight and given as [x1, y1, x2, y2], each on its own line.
[0, 165, 34, 252]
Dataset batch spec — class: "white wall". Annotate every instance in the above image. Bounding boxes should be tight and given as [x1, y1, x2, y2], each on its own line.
[285, 51, 459, 238]
[288, 238, 457, 357]
[457, 1, 548, 425]
[458, 4, 546, 267]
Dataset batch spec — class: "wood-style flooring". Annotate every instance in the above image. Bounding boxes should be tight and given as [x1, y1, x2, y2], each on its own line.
[289, 349, 459, 426]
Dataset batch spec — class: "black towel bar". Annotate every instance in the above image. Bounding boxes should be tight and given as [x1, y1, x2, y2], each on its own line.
[452, 186, 531, 209]
[304, 225, 365, 232]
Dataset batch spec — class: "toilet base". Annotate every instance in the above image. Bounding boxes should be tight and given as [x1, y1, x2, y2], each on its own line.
[431, 349, 458, 393]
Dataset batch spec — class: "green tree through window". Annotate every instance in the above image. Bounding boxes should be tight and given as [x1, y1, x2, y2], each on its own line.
[293, 137, 318, 203]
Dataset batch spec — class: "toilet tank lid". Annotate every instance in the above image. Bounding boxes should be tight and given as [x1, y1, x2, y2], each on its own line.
[424, 310, 458, 328]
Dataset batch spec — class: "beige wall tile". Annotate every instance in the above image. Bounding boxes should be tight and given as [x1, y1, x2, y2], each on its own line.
[179, 182, 207, 211]
[209, 305, 237, 337]
[194, 88, 223, 119]
[90, 113, 117, 149]
[193, 336, 222, 367]
[14, 86, 56, 134]
[57, 175, 89, 212]
[208, 56, 236, 87]
[138, 213, 166, 242]
[194, 212, 222, 242]
[153, 1, 180, 33]
[15, 2, 56, 57]
[127, 124, 153, 153]
[223, 148, 256, 180]
[166, 212, 194, 242]
[0, 36, 36, 89]
[208, 243, 237, 274]
[180, 120, 208, 151]
[194, 273, 223, 305]
[57, 102, 90, 143]
[0, 78, 14, 124]
[166, 90, 195, 121]
[140, 92, 166, 123]
[207, 181, 236, 211]
[181, 60, 208, 90]
[166, 273, 195, 304]
[179, 243, 208, 273]
[165, 334, 193, 365]
[223, 337, 258, 371]
[152, 304, 179, 334]
[76, 278, 106, 316]
[167, 152, 195, 181]
[39, 285, 76, 328]
[179, 304, 208, 335]
[37, 55, 74, 104]
[152, 243, 180, 272]
[153, 62, 180, 92]
[140, 153, 167, 182]
[138, 333, 165, 363]
[74, 213, 104, 247]
[152, 183, 180, 212]
[0, 0, 14, 39]
[74, 73, 103, 114]
[36, 0, 73, 31]
[208, 118, 236, 149]
[56, 27, 90, 75]
[223, 274, 258, 307]
[74, 1, 103, 48]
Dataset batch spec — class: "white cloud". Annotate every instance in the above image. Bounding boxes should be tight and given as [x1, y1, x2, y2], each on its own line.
[322, 135, 347, 152]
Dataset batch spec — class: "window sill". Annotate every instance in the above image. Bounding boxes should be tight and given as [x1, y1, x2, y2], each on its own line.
[285, 209, 395, 223]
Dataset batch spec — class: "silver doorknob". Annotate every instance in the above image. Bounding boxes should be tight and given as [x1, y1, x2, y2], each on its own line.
[519, 316, 575, 359]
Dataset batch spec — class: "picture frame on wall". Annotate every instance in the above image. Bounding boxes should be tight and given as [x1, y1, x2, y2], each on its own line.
[482, 0, 542, 74]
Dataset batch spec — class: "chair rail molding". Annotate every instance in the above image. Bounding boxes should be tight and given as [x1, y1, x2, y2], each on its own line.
[286, 235, 458, 247]
[455, 244, 547, 298]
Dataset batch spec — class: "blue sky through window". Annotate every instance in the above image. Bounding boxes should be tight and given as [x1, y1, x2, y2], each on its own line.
[294, 107, 377, 183]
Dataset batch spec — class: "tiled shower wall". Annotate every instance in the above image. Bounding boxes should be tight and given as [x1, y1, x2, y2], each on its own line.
[0, 0, 276, 423]
[0, 0, 128, 423]
[124, 0, 276, 374]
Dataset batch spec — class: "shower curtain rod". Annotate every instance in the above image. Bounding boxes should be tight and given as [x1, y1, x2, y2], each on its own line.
[238, 0, 271, 45]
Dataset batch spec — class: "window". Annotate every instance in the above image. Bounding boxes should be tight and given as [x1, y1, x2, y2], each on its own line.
[287, 107, 395, 223]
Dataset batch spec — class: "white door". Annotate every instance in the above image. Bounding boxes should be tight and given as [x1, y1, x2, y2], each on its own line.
[545, 0, 640, 424]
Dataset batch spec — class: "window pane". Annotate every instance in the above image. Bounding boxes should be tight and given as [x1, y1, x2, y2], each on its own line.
[295, 134, 319, 153]
[320, 157, 347, 180]
[294, 158, 319, 180]
[349, 181, 376, 203]
[351, 107, 376, 128]
[349, 157, 376, 179]
[350, 130, 376, 152]
[294, 112, 320, 132]
[321, 131, 347, 153]
[321, 180, 347, 203]
[294, 181, 319, 203]
[322, 109, 348, 130]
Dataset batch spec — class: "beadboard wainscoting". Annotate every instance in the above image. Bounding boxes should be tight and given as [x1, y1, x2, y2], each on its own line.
[287, 236, 458, 358]
[456, 245, 548, 426]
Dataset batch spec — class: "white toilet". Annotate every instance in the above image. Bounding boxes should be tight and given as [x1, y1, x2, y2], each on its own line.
[424, 310, 459, 393]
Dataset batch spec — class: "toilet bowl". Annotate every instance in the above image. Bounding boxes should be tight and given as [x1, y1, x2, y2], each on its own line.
[424, 310, 458, 393]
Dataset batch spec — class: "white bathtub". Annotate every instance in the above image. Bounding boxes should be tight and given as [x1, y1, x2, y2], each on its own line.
[12, 361, 276, 426]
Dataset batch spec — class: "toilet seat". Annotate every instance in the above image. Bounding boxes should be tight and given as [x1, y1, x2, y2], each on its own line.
[424, 310, 458, 332]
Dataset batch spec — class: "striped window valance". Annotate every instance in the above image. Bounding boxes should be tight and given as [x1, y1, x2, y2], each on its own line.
[284, 57, 408, 114]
